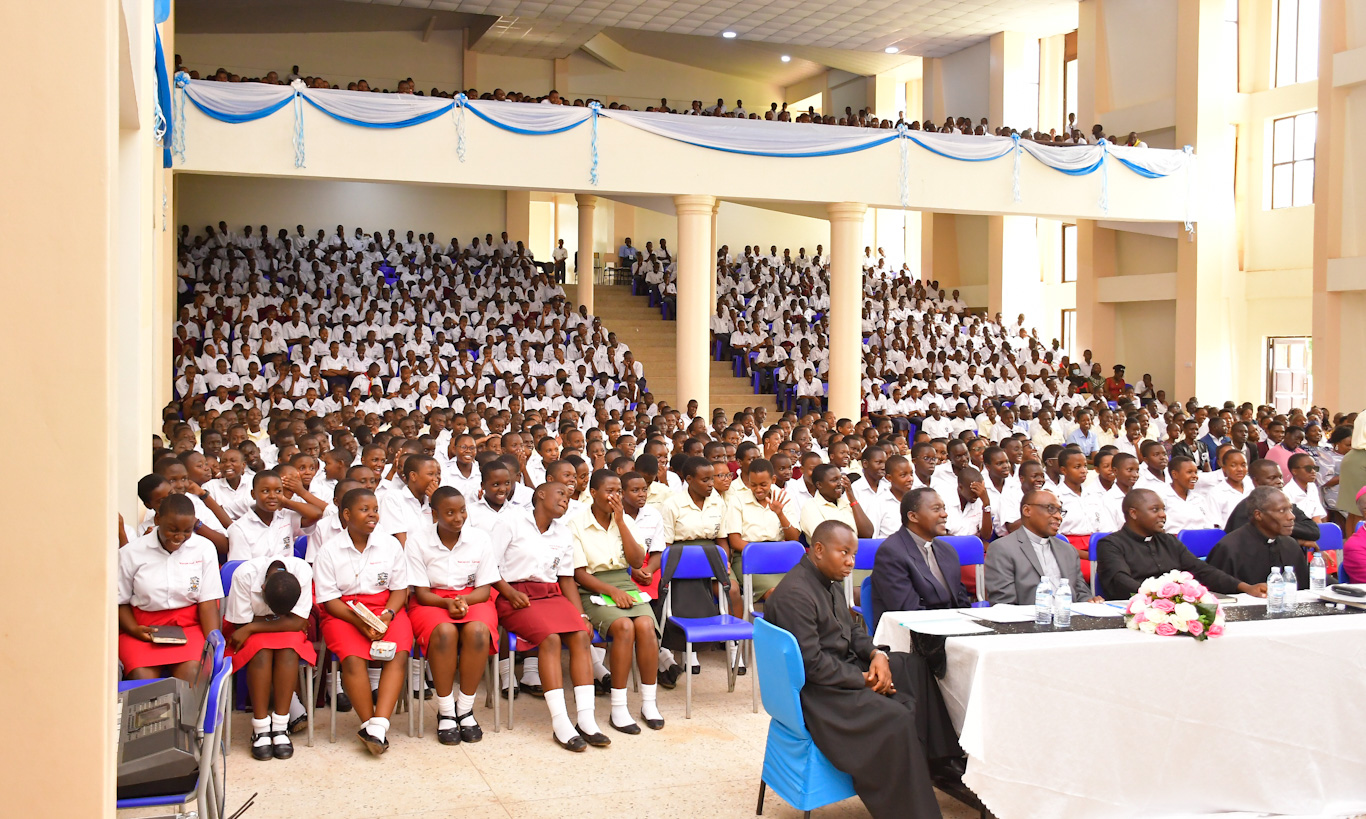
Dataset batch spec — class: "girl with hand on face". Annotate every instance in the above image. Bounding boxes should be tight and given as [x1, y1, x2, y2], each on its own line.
[313, 488, 413, 755]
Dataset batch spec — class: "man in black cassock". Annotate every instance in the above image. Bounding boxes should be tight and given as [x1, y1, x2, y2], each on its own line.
[1222, 459, 1321, 550]
[764, 520, 964, 819]
[1209, 487, 1310, 588]
[1097, 489, 1268, 599]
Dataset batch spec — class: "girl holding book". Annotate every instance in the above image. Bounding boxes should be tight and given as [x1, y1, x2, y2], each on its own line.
[568, 470, 664, 733]
[313, 488, 412, 755]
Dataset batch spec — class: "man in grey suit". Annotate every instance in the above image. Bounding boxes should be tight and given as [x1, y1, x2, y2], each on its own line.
[985, 488, 1101, 605]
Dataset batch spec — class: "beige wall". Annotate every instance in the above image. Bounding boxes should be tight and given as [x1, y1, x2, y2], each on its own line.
[1114, 231, 1177, 276]
[939, 41, 991, 122]
[566, 50, 781, 112]
[1114, 300, 1178, 392]
[177, 30, 464, 92]
[475, 52, 554, 96]
[177, 175, 507, 241]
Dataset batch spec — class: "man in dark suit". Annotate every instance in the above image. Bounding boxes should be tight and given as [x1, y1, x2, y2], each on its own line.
[984, 488, 1100, 605]
[869, 487, 973, 628]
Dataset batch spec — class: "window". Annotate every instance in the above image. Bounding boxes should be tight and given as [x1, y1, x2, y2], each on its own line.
[1061, 309, 1076, 358]
[1270, 111, 1316, 208]
[1063, 30, 1077, 133]
[1266, 336, 1312, 412]
[1061, 224, 1077, 282]
[1274, 0, 1320, 87]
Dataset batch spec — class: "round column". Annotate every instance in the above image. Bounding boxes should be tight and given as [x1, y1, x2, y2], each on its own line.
[575, 193, 597, 313]
[827, 202, 868, 420]
[674, 194, 716, 419]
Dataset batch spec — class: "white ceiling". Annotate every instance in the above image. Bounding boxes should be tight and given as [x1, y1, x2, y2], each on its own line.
[341, 0, 1079, 61]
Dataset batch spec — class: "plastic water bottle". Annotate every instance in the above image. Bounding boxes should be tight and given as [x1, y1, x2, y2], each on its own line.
[1282, 565, 1297, 611]
[1267, 567, 1285, 614]
[1035, 577, 1054, 626]
[1053, 578, 1072, 628]
[1310, 553, 1328, 593]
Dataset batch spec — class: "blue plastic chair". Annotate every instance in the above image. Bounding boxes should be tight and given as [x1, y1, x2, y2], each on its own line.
[1177, 528, 1223, 560]
[293, 534, 308, 560]
[662, 545, 755, 719]
[753, 619, 858, 817]
[844, 538, 884, 608]
[941, 535, 986, 603]
[741, 541, 806, 712]
[117, 631, 230, 818]
[859, 576, 875, 626]
[1318, 522, 1345, 581]
[1088, 533, 1111, 598]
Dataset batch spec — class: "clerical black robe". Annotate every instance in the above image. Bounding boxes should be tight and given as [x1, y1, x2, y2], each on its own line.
[1097, 527, 1244, 598]
[1208, 524, 1310, 589]
[1224, 497, 1320, 544]
[763, 555, 961, 819]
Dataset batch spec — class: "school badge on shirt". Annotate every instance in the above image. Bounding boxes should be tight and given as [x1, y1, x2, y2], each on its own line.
[377, 571, 389, 587]
[188, 576, 200, 594]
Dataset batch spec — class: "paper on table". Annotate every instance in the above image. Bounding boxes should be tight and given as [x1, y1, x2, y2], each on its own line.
[900, 616, 994, 636]
[963, 604, 1037, 624]
[1070, 602, 1124, 618]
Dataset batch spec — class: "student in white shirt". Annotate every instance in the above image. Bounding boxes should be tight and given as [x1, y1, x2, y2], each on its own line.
[405, 488, 499, 745]
[224, 555, 316, 760]
[378, 454, 440, 542]
[313, 488, 413, 755]
[1284, 452, 1328, 522]
[1165, 456, 1217, 533]
[227, 470, 325, 562]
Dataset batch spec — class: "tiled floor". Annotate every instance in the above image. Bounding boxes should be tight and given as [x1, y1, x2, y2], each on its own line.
[124, 646, 979, 819]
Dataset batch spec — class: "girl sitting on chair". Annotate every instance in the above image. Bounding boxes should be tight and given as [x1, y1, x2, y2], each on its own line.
[313, 488, 412, 755]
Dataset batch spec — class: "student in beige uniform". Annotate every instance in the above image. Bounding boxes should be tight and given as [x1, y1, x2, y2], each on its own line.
[798, 463, 875, 542]
[570, 470, 664, 734]
[725, 458, 799, 612]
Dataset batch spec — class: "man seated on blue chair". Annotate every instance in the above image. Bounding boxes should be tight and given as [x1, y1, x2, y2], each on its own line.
[868, 488, 973, 628]
[984, 489, 1102, 605]
[764, 520, 964, 819]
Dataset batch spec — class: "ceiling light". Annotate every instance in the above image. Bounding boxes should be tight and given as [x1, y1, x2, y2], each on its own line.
[781, 55, 791, 62]
[885, 46, 900, 54]
[722, 31, 737, 38]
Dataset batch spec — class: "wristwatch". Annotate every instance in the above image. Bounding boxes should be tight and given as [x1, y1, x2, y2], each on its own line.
[381, 608, 396, 619]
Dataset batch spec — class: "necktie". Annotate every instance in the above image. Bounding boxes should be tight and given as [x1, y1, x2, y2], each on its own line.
[922, 541, 949, 593]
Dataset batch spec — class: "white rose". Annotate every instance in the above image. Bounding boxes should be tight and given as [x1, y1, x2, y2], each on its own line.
[1173, 602, 1198, 622]
[1139, 620, 1158, 634]
[1145, 610, 1167, 626]
[1126, 617, 1139, 630]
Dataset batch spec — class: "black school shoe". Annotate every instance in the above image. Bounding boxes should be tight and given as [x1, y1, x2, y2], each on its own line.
[272, 731, 294, 759]
[640, 711, 665, 731]
[657, 665, 680, 690]
[250, 732, 274, 761]
[609, 716, 641, 735]
[575, 724, 612, 747]
[553, 731, 587, 752]
[288, 713, 309, 735]
[456, 713, 483, 743]
[358, 727, 389, 755]
[436, 715, 461, 746]
[594, 673, 612, 695]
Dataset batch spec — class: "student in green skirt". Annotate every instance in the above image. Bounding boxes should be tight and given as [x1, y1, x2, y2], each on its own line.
[569, 469, 665, 733]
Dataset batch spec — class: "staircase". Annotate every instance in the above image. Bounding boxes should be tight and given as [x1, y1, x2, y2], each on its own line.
[592, 285, 780, 416]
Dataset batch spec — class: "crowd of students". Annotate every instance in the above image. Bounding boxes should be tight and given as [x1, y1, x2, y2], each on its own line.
[178, 56, 1129, 144]
[121, 220, 1366, 773]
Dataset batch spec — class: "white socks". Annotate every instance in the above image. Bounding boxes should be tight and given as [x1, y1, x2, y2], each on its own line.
[729, 643, 745, 669]
[521, 656, 541, 686]
[436, 692, 456, 718]
[641, 684, 662, 722]
[411, 662, 425, 692]
[544, 688, 579, 744]
[288, 692, 306, 720]
[499, 657, 514, 690]
[574, 684, 601, 735]
[658, 646, 677, 672]
[270, 712, 289, 745]
[456, 691, 477, 725]
[686, 649, 700, 670]
[609, 687, 635, 728]
[251, 716, 271, 746]
[590, 645, 610, 680]
[367, 667, 381, 689]
[364, 716, 389, 742]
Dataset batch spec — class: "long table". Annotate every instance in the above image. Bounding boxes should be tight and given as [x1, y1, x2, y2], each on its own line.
[873, 603, 1366, 819]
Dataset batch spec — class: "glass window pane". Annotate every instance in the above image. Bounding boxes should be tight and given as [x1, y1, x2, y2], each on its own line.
[1273, 117, 1295, 163]
[1293, 159, 1315, 207]
[1298, 0, 1320, 83]
[1294, 112, 1316, 160]
[1272, 163, 1293, 208]
[1277, 0, 1299, 86]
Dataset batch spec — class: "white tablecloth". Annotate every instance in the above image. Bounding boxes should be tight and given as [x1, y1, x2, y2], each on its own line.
[874, 610, 1366, 819]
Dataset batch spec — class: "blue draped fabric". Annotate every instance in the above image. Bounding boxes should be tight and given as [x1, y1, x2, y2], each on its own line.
[154, 26, 172, 168]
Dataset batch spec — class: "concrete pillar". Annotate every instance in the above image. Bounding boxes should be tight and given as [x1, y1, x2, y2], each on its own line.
[1174, 0, 1238, 401]
[4, 0, 118, 814]
[575, 193, 597, 312]
[709, 201, 719, 305]
[1075, 219, 1117, 365]
[613, 202, 635, 265]
[675, 195, 716, 418]
[506, 189, 531, 250]
[1312, 0, 1349, 409]
[461, 29, 476, 90]
[827, 202, 868, 420]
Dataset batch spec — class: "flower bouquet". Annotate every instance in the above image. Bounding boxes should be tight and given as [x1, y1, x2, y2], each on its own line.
[1124, 570, 1225, 641]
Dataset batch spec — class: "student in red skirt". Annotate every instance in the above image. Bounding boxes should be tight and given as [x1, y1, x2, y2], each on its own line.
[490, 481, 605, 752]
[406, 487, 498, 745]
[118, 494, 224, 681]
[313, 488, 413, 755]
[223, 555, 316, 760]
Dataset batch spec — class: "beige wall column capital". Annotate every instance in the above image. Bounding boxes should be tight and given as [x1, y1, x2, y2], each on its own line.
[675, 194, 716, 419]
[826, 202, 867, 420]
[576, 195, 597, 313]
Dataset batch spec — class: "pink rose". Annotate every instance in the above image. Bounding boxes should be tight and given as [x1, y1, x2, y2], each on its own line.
[1133, 610, 1146, 623]
[1155, 622, 1177, 636]
[1153, 598, 1176, 613]
[1181, 583, 1204, 600]
[1159, 582, 1181, 598]
[1208, 625, 1224, 637]
[1187, 620, 1204, 636]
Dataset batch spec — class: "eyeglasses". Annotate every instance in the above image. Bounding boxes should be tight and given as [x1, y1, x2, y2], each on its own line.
[1295, 464, 1319, 472]
[1025, 503, 1067, 517]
